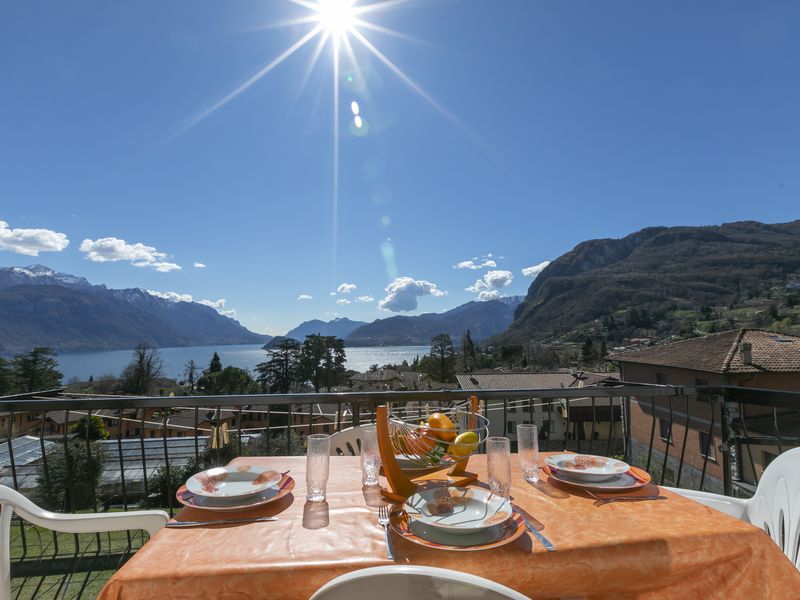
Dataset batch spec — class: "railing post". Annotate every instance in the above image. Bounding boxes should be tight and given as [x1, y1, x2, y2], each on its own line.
[352, 401, 361, 427]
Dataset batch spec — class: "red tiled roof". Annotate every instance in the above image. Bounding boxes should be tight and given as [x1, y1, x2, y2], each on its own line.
[608, 329, 800, 374]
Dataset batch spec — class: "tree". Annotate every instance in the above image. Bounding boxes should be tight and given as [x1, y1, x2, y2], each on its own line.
[462, 330, 477, 373]
[184, 359, 200, 394]
[299, 335, 347, 392]
[255, 340, 301, 393]
[208, 352, 222, 373]
[498, 344, 524, 369]
[120, 344, 163, 395]
[581, 337, 596, 364]
[424, 334, 456, 382]
[72, 415, 110, 440]
[199, 366, 256, 395]
[37, 441, 104, 511]
[768, 303, 779, 320]
[0, 358, 13, 396]
[13, 347, 63, 393]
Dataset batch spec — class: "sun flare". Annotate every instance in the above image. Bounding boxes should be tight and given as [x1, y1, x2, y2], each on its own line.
[314, 0, 356, 37]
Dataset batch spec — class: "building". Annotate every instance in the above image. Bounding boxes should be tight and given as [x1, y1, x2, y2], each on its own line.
[609, 328, 800, 492]
[456, 371, 621, 445]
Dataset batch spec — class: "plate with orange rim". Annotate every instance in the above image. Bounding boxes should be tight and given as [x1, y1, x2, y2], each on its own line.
[543, 464, 652, 492]
[390, 509, 526, 551]
[176, 474, 295, 512]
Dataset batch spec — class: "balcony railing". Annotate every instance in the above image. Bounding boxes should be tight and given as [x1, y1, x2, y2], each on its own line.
[1, 383, 798, 598]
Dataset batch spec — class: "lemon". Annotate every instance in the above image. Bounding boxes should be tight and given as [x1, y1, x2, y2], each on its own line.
[448, 431, 479, 457]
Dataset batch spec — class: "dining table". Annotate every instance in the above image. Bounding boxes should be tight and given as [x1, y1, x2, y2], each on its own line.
[97, 453, 800, 599]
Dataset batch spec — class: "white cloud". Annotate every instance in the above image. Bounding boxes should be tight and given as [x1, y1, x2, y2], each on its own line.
[356, 295, 374, 303]
[466, 270, 514, 299]
[522, 260, 551, 278]
[337, 282, 357, 294]
[0, 220, 69, 256]
[379, 277, 447, 312]
[454, 257, 497, 270]
[297, 294, 313, 301]
[336, 298, 352, 305]
[147, 290, 236, 317]
[198, 298, 236, 317]
[147, 290, 193, 303]
[193, 262, 206, 269]
[329, 291, 337, 296]
[80, 237, 181, 272]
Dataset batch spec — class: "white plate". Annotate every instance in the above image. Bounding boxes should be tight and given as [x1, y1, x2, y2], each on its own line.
[404, 486, 512, 536]
[176, 475, 295, 512]
[544, 454, 630, 482]
[186, 465, 281, 499]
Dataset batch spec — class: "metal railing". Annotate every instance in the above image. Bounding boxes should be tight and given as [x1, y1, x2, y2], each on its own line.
[0, 383, 798, 598]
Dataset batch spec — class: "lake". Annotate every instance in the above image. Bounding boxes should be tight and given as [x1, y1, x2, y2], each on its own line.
[56, 344, 430, 382]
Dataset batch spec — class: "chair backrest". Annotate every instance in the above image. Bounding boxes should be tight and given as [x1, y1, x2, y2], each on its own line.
[745, 447, 800, 569]
[330, 426, 363, 456]
[309, 565, 531, 600]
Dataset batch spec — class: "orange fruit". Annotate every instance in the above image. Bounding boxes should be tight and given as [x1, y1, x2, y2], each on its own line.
[427, 412, 457, 442]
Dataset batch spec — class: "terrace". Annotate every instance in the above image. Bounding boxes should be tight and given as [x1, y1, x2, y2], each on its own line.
[0, 383, 798, 598]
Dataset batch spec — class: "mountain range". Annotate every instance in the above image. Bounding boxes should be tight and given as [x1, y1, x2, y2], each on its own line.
[0, 265, 269, 353]
[496, 220, 800, 345]
[345, 296, 524, 346]
[284, 317, 367, 340]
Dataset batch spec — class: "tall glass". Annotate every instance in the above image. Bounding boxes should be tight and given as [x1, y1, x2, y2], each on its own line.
[306, 434, 331, 501]
[360, 425, 381, 486]
[486, 436, 511, 499]
[518, 424, 540, 482]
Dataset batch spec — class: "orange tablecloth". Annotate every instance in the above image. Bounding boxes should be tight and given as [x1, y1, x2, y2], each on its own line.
[98, 454, 800, 599]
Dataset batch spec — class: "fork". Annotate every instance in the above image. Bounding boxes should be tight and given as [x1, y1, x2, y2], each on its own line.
[377, 505, 395, 560]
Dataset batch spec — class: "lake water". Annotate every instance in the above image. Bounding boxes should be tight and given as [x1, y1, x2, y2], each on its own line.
[56, 344, 430, 382]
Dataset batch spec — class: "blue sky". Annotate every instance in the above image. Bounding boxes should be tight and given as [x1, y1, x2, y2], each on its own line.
[1, 0, 798, 336]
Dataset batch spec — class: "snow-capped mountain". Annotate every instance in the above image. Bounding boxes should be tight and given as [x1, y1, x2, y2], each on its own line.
[0, 265, 269, 353]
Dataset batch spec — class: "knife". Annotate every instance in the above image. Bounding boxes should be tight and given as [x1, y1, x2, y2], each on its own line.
[524, 518, 556, 552]
[166, 516, 279, 528]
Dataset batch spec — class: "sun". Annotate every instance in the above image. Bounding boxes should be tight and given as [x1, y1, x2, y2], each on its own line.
[313, 0, 356, 37]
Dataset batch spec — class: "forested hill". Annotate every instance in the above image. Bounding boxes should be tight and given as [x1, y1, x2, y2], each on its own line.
[494, 220, 800, 345]
[0, 266, 269, 353]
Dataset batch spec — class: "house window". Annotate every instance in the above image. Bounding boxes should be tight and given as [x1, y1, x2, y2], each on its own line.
[698, 431, 716, 461]
[27, 413, 38, 422]
[656, 373, 667, 385]
[659, 419, 672, 444]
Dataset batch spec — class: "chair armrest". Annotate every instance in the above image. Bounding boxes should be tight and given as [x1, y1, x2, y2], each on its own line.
[1, 485, 169, 536]
[19, 509, 170, 537]
[663, 487, 749, 520]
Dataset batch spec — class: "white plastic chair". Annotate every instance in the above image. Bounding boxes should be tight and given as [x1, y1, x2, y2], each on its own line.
[0, 485, 169, 600]
[665, 446, 800, 569]
[310, 565, 531, 600]
[330, 426, 364, 456]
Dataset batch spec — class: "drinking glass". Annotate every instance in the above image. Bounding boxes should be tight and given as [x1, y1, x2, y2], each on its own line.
[360, 425, 381, 486]
[518, 424, 540, 482]
[306, 434, 331, 501]
[486, 436, 511, 499]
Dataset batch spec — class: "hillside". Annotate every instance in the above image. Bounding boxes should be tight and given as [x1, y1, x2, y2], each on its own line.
[284, 317, 367, 340]
[0, 266, 269, 353]
[495, 220, 800, 346]
[346, 297, 524, 346]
